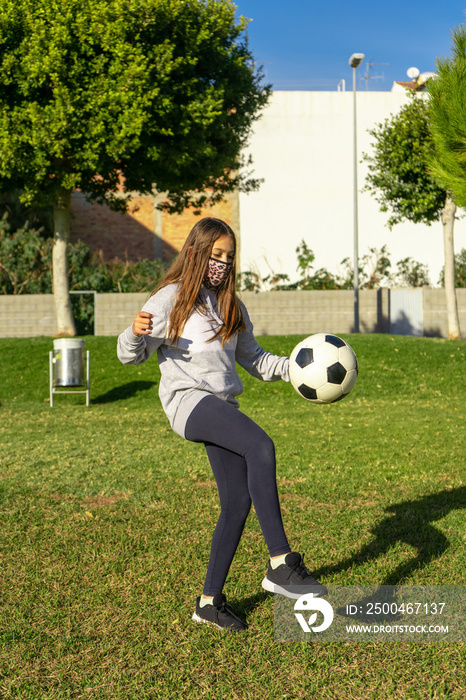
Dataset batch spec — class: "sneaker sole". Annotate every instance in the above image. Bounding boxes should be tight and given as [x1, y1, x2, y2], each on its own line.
[261, 576, 327, 599]
[192, 611, 224, 631]
[191, 611, 247, 632]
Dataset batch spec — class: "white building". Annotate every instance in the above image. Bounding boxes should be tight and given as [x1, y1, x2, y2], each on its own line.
[238, 89, 465, 287]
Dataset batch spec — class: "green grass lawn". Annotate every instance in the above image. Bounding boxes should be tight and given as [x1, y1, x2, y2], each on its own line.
[0, 333, 465, 699]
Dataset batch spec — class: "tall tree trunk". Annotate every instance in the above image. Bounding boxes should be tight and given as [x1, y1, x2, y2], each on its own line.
[52, 188, 76, 336]
[442, 193, 461, 340]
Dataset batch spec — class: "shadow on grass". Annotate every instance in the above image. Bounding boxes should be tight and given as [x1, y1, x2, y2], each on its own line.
[239, 591, 270, 610]
[235, 591, 270, 622]
[314, 486, 466, 585]
[92, 380, 156, 404]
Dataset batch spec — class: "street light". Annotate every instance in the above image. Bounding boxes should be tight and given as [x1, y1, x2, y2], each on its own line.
[349, 52, 365, 333]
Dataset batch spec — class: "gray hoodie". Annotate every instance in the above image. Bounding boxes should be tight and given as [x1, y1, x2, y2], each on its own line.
[117, 284, 289, 438]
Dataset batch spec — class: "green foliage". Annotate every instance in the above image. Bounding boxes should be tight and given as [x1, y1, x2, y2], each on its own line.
[0, 0, 270, 213]
[0, 218, 167, 332]
[236, 270, 263, 292]
[362, 96, 446, 227]
[236, 270, 292, 292]
[282, 241, 342, 290]
[236, 241, 345, 292]
[68, 252, 167, 333]
[0, 191, 53, 234]
[0, 215, 51, 294]
[358, 245, 392, 289]
[344, 247, 430, 289]
[295, 239, 316, 287]
[395, 256, 431, 287]
[238, 241, 429, 291]
[427, 25, 466, 207]
[438, 248, 466, 287]
[0, 220, 167, 296]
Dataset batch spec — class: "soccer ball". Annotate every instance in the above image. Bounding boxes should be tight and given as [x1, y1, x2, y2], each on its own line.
[289, 333, 358, 404]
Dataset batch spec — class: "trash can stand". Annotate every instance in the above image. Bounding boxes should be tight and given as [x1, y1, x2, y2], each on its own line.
[49, 349, 90, 407]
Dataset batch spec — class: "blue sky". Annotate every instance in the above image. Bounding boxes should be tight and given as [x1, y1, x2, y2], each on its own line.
[234, 1, 466, 90]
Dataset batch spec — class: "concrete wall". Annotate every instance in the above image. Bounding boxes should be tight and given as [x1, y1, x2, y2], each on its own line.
[239, 289, 389, 336]
[95, 293, 148, 336]
[423, 288, 466, 338]
[94, 289, 388, 337]
[3, 288, 465, 339]
[0, 294, 58, 338]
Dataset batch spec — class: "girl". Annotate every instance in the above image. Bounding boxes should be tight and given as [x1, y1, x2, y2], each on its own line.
[117, 217, 326, 632]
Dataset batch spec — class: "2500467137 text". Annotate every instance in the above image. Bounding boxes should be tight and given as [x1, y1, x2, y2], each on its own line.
[346, 602, 447, 616]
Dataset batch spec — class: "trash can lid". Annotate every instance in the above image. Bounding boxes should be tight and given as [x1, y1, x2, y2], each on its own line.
[53, 338, 85, 350]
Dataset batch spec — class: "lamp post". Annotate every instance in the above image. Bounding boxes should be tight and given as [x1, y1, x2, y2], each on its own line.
[349, 52, 365, 333]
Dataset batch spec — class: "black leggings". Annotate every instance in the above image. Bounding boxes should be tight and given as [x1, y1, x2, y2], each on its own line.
[184, 395, 290, 596]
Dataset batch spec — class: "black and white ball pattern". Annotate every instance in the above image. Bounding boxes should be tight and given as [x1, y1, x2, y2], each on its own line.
[289, 333, 358, 404]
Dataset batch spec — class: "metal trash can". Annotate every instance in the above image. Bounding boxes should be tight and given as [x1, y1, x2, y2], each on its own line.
[53, 338, 85, 386]
[49, 339, 90, 407]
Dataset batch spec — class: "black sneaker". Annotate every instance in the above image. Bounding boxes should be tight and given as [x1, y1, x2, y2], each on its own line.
[262, 552, 328, 599]
[192, 594, 247, 632]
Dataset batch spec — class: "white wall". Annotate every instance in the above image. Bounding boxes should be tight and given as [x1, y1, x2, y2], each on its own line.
[238, 91, 466, 287]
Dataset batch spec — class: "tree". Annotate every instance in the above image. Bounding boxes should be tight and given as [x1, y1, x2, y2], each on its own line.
[427, 26, 466, 206]
[0, 0, 270, 335]
[362, 95, 461, 339]
[439, 248, 466, 288]
[426, 24, 466, 340]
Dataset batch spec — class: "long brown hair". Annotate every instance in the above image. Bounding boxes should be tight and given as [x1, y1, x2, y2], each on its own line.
[151, 217, 246, 345]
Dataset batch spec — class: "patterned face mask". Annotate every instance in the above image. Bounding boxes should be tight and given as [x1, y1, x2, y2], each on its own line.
[203, 257, 233, 288]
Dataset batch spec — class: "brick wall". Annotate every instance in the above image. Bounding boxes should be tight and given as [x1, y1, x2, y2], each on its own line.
[70, 190, 238, 264]
[70, 191, 158, 262]
[161, 197, 236, 260]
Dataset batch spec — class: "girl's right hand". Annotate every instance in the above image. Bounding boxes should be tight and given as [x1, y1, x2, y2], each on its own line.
[132, 312, 154, 337]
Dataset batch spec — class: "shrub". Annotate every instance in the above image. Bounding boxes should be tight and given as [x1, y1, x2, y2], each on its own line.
[0, 215, 168, 333]
[438, 248, 466, 288]
[0, 215, 52, 294]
